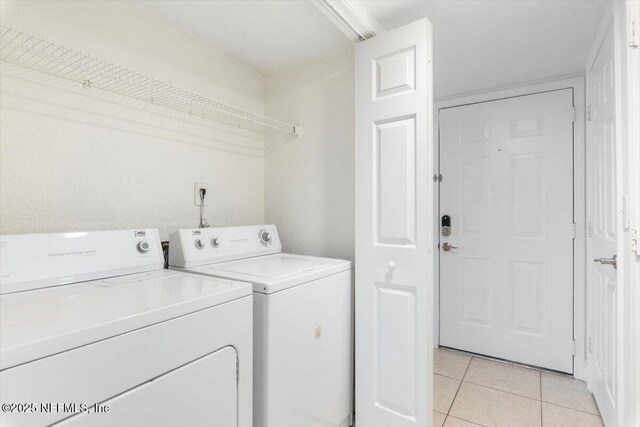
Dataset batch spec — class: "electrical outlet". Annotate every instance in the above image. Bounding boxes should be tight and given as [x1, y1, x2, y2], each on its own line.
[194, 182, 208, 206]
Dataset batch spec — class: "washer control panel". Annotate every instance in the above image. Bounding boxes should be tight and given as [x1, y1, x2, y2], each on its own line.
[194, 239, 205, 250]
[169, 225, 281, 268]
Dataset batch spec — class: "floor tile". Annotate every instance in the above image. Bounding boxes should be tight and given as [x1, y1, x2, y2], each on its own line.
[443, 415, 483, 427]
[541, 372, 599, 415]
[449, 382, 541, 427]
[463, 357, 540, 399]
[542, 402, 604, 427]
[434, 374, 461, 414]
[433, 411, 447, 427]
[435, 348, 472, 380]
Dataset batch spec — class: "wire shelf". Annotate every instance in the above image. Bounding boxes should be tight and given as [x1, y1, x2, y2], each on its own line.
[0, 25, 299, 135]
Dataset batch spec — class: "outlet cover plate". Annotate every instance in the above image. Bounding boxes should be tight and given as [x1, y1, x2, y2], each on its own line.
[194, 182, 208, 206]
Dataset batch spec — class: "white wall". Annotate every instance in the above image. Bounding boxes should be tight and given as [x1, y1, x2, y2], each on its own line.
[0, 0, 265, 239]
[264, 50, 355, 260]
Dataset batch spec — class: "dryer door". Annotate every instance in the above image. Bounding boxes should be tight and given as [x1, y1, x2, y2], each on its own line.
[56, 346, 238, 427]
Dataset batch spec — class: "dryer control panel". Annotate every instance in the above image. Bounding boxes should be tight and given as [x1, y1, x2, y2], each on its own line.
[0, 229, 163, 294]
[169, 225, 282, 268]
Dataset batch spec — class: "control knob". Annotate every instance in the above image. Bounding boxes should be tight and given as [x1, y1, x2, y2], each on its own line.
[137, 241, 150, 253]
[259, 230, 272, 246]
[194, 239, 205, 250]
[211, 237, 220, 248]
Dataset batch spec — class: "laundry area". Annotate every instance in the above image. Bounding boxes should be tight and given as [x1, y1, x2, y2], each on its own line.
[0, 1, 639, 427]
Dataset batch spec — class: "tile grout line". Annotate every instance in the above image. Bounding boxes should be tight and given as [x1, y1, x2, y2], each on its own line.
[436, 349, 602, 425]
[459, 381, 543, 403]
[443, 412, 491, 427]
[446, 355, 473, 416]
[451, 375, 602, 420]
[542, 401, 603, 418]
[540, 371, 543, 427]
[435, 372, 467, 382]
[438, 372, 603, 421]
[461, 378, 540, 401]
[453, 361, 591, 408]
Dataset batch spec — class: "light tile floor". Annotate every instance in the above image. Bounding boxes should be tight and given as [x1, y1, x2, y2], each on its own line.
[433, 348, 604, 427]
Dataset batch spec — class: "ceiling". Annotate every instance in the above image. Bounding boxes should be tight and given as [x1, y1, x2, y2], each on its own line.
[129, 0, 607, 99]
[361, 0, 607, 98]
[128, 0, 352, 73]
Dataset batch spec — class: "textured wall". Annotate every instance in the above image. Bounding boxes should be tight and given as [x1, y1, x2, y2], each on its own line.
[264, 50, 355, 260]
[0, 1, 265, 239]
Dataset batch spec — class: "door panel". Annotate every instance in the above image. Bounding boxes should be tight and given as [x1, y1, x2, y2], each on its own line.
[376, 116, 417, 245]
[587, 22, 618, 427]
[440, 89, 574, 373]
[355, 18, 433, 427]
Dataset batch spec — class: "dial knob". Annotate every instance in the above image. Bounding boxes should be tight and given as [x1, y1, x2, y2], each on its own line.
[259, 230, 272, 246]
[211, 237, 220, 248]
[137, 241, 150, 253]
[194, 239, 205, 250]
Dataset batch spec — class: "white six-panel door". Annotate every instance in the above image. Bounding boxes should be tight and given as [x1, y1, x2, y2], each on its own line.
[355, 18, 433, 427]
[439, 89, 575, 373]
[587, 21, 619, 427]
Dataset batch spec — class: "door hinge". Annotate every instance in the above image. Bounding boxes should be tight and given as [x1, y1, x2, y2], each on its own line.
[571, 223, 577, 239]
[630, 20, 638, 48]
[571, 340, 577, 356]
[572, 106, 576, 122]
[433, 174, 442, 182]
[236, 357, 240, 384]
[631, 228, 639, 255]
[587, 220, 593, 237]
[588, 336, 593, 354]
[587, 105, 592, 121]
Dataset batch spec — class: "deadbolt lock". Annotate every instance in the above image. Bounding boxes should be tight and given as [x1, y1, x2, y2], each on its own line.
[441, 215, 451, 236]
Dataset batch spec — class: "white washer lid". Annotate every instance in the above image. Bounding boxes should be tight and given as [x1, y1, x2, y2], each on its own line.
[0, 270, 251, 370]
[180, 253, 353, 294]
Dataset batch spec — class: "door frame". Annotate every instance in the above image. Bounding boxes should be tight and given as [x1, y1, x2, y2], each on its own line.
[432, 75, 587, 380]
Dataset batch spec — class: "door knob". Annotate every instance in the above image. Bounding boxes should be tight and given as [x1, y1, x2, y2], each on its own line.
[442, 242, 458, 252]
[387, 261, 396, 270]
[593, 254, 617, 269]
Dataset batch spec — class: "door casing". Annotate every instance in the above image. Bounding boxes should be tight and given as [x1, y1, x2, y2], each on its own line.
[433, 76, 587, 380]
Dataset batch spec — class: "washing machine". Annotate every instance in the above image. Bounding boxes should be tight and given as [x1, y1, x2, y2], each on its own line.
[169, 225, 353, 427]
[0, 229, 253, 427]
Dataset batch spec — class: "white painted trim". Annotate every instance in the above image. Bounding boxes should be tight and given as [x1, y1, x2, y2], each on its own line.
[434, 73, 585, 105]
[433, 75, 588, 381]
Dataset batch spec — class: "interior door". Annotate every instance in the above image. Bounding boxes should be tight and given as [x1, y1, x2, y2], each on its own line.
[355, 18, 433, 427]
[587, 21, 619, 427]
[439, 89, 575, 373]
